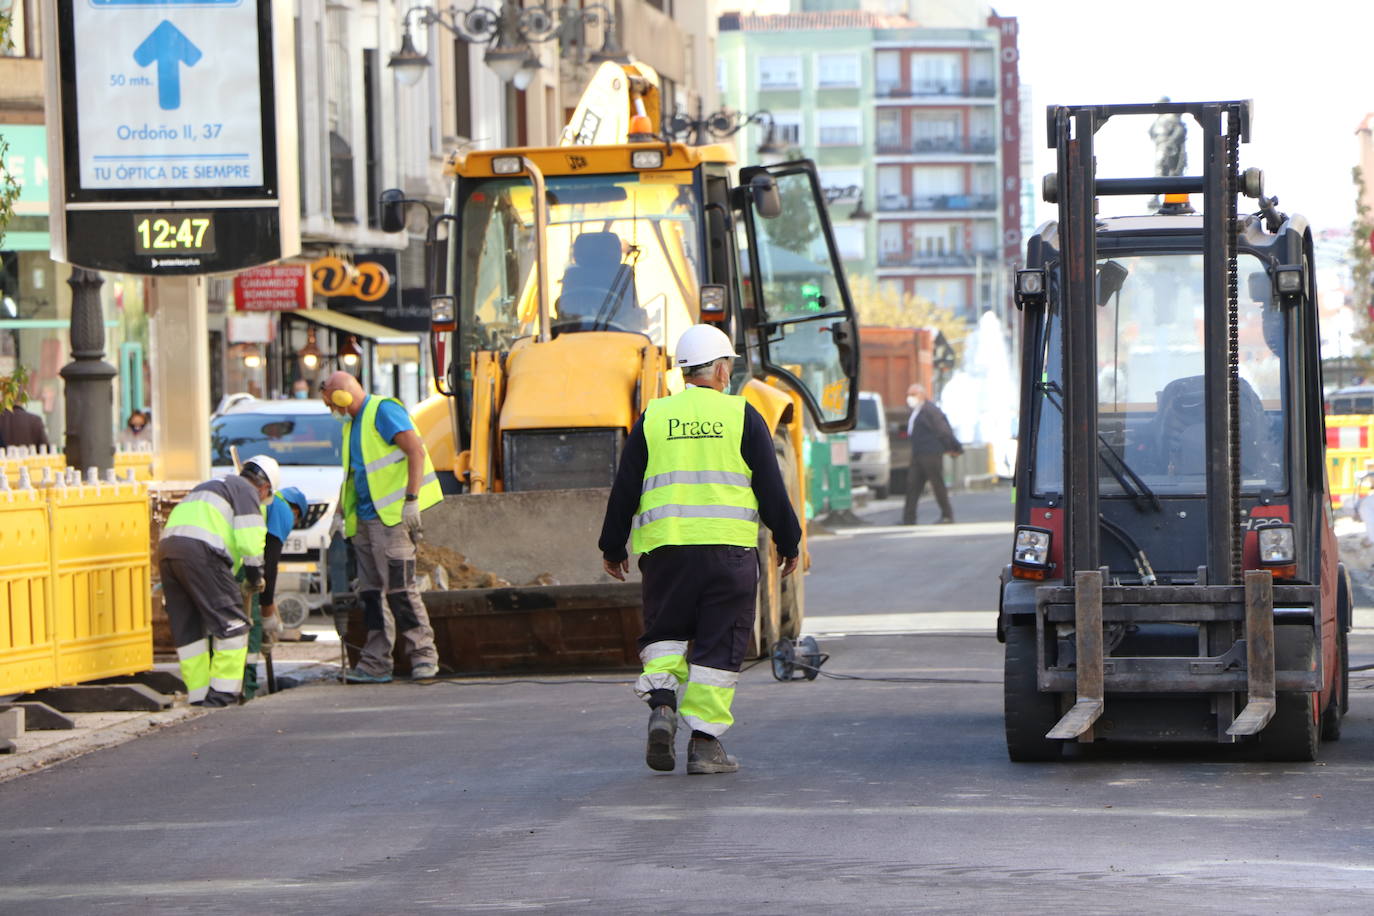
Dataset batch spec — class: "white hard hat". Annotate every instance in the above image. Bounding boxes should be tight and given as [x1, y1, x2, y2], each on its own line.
[675, 324, 736, 370]
[242, 454, 282, 492]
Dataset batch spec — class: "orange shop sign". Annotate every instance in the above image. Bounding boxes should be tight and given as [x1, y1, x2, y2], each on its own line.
[234, 264, 309, 311]
[311, 256, 392, 300]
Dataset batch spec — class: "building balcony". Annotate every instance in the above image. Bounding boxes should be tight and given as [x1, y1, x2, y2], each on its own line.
[878, 250, 1001, 269]
[875, 79, 998, 100]
[876, 193, 999, 213]
[874, 136, 998, 156]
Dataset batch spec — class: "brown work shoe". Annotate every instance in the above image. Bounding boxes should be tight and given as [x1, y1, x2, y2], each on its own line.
[646, 706, 677, 772]
[686, 736, 739, 775]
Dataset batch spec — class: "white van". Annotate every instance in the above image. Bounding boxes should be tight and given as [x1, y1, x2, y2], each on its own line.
[848, 391, 892, 498]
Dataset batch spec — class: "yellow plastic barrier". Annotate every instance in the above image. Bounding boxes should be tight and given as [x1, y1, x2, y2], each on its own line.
[114, 446, 156, 481]
[0, 475, 152, 695]
[49, 478, 153, 685]
[1326, 413, 1374, 510]
[0, 486, 56, 695]
[0, 445, 67, 489]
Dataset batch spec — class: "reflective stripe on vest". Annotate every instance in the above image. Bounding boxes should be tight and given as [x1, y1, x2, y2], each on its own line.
[164, 489, 241, 572]
[341, 396, 443, 536]
[631, 386, 758, 554]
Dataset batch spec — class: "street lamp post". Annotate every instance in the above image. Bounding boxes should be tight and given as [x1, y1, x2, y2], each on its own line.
[389, 1, 629, 89]
[661, 100, 781, 154]
[823, 184, 871, 221]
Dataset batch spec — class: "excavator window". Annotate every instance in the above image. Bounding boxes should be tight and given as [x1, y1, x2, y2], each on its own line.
[451, 170, 705, 361]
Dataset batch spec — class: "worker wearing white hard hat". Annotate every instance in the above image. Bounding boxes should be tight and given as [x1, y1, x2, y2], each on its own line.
[156, 455, 275, 706]
[598, 324, 802, 775]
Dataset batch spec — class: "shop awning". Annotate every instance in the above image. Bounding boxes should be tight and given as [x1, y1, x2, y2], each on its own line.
[285, 309, 422, 347]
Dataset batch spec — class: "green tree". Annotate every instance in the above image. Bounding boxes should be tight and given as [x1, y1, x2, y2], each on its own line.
[848, 275, 968, 358]
[1351, 166, 1374, 377]
[0, 9, 17, 246]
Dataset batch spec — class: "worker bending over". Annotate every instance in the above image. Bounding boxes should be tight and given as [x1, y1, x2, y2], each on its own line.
[599, 324, 802, 775]
[320, 371, 443, 682]
[159, 455, 278, 707]
[244, 486, 309, 699]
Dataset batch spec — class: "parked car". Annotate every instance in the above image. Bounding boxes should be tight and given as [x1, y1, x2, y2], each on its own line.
[210, 397, 343, 627]
[847, 391, 892, 499]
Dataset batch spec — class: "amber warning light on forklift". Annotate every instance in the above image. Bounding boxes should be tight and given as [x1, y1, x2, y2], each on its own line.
[699, 284, 727, 323]
[1012, 526, 1053, 580]
[430, 295, 458, 333]
[1256, 524, 1297, 579]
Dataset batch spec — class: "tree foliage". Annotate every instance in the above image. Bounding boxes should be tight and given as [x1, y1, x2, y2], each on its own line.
[1351, 166, 1374, 373]
[848, 275, 968, 357]
[0, 364, 29, 412]
[0, 10, 17, 247]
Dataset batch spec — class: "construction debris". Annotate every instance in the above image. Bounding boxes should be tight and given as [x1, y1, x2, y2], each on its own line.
[415, 541, 556, 589]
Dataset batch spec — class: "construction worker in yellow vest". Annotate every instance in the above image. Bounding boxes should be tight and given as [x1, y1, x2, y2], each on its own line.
[320, 370, 444, 683]
[598, 325, 802, 775]
[158, 455, 277, 707]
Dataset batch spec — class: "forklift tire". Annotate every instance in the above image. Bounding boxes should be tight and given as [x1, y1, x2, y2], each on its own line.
[1004, 624, 1063, 762]
[1261, 626, 1319, 762]
[1321, 625, 1348, 742]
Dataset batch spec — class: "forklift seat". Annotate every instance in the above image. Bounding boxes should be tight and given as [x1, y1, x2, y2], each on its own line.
[1153, 374, 1270, 478]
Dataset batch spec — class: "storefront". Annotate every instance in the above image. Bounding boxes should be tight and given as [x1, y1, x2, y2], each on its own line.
[1, 123, 151, 441]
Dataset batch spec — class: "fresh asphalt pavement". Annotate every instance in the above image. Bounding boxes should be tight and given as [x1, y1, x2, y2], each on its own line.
[5, 487, 1374, 913]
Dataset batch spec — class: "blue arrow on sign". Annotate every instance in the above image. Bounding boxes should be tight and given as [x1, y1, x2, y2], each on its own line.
[132, 20, 202, 111]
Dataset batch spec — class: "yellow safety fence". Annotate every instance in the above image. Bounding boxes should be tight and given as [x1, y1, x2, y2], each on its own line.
[2, 444, 155, 488]
[1326, 414, 1374, 511]
[0, 474, 152, 695]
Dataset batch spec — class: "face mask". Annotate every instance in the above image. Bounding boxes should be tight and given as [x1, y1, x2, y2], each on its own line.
[907, 396, 920, 409]
[331, 409, 349, 423]
[129, 425, 145, 433]
[293, 390, 308, 399]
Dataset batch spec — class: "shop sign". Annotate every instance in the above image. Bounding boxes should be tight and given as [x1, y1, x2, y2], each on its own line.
[2, 125, 51, 214]
[311, 255, 391, 300]
[234, 263, 307, 311]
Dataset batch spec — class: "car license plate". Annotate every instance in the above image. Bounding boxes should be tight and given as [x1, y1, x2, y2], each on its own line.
[285, 536, 305, 554]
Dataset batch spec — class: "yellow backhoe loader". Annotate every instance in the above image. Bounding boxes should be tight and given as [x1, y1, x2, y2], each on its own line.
[374, 61, 860, 673]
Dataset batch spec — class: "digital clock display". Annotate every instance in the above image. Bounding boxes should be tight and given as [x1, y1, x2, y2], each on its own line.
[133, 213, 217, 255]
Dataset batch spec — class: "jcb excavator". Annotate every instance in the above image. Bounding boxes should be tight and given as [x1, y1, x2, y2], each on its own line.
[375, 62, 860, 673]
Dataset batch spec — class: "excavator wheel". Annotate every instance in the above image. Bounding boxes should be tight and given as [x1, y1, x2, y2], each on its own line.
[1260, 626, 1319, 762]
[752, 529, 783, 659]
[1003, 624, 1062, 762]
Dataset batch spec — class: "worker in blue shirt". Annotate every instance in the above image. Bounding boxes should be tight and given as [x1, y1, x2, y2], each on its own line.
[243, 485, 309, 699]
[320, 370, 442, 683]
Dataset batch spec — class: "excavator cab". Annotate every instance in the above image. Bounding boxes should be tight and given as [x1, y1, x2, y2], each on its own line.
[1000, 100, 1348, 761]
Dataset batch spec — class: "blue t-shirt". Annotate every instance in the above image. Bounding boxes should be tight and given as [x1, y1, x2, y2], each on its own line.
[349, 396, 416, 520]
[265, 494, 296, 542]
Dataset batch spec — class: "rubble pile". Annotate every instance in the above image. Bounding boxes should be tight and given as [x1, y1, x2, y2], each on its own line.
[415, 542, 560, 590]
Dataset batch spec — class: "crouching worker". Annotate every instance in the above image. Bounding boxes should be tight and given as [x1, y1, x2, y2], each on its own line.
[159, 456, 278, 707]
[244, 486, 310, 699]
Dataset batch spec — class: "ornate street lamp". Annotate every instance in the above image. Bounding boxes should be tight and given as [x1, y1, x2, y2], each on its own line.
[389, 2, 629, 87]
[661, 102, 781, 154]
[823, 184, 871, 221]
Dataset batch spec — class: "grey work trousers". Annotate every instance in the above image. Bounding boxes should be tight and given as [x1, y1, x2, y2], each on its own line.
[351, 517, 438, 675]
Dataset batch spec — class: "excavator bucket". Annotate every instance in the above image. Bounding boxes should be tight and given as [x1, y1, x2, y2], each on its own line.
[345, 489, 645, 674]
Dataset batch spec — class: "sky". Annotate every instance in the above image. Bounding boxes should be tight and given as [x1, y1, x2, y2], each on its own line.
[1001, 0, 1374, 235]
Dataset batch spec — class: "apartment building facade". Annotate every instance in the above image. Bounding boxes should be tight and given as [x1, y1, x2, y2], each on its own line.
[717, 6, 1020, 322]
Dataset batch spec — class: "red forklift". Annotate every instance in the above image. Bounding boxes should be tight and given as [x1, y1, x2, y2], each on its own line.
[1000, 100, 1351, 761]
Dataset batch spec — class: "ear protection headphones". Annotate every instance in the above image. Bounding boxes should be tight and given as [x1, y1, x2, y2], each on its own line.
[330, 389, 354, 408]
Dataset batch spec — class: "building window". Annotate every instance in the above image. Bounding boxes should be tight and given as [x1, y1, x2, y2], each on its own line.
[832, 224, 865, 261]
[759, 55, 802, 90]
[816, 53, 860, 89]
[716, 57, 727, 94]
[767, 111, 803, 151]
[910, 52, 961, 96]
[817, 109, 862, 147]
[1, 0, 28, 57]
[916, 277, 969, 317]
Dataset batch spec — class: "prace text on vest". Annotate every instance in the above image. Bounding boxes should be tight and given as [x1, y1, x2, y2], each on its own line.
[665, 418, 726, 440]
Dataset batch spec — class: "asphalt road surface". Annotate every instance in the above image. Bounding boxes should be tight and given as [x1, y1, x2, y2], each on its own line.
[5, 488, 1374, 913]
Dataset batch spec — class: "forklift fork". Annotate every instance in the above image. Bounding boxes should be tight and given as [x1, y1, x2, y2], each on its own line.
[1046, 569, 1104, 741]
[1227, 570, 1276, 736]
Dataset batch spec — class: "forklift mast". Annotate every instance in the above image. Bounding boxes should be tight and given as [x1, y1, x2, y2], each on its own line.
[1050, 100, 1251, 587]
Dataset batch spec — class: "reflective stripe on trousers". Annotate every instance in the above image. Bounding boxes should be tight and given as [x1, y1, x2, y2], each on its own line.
[635, 639, 689, 698]
[679, 664, 740, 737]
[177, 634, 248, 701]
[177, 638, 211, 704]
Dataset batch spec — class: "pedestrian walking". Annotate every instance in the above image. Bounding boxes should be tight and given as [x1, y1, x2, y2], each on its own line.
[243, 486, 309, 699]
[319, 371, 443, 682]
[901, 383, 962, 525]
[599, 324, 802, 775]
[158, 455, 278, 707]
[0, 399, 48, 448]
